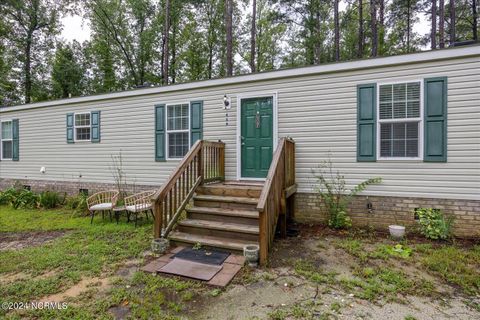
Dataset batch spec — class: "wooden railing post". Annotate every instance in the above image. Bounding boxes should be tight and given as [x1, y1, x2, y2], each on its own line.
[154, 201, 163, 238]
[219, 140, 225, 180]
[198, 141, 204, 183]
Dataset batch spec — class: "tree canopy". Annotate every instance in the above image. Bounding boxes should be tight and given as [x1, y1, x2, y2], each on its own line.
[0, 0, 478, 106]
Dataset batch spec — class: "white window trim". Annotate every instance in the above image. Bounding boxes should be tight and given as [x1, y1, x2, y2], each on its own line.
[73, 112, 91, 142]
[0, 119, 13, 160]
[376, 79, 424, 161]
[166, 102, 191, 160]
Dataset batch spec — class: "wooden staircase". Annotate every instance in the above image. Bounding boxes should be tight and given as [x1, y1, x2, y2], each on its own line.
[169, 182, 263, 253]
[152, 139, 296, 265]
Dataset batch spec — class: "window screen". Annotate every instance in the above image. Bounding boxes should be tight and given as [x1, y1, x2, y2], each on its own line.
[378, 82, 421, 159]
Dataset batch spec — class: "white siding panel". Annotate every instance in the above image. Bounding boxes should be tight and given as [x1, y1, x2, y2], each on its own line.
[0, 54, 479, 200]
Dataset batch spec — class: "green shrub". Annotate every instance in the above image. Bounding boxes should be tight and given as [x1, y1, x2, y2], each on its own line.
[314, 158, 382, 229]
[11, 189, 39, 209]
[65, 193, 89, 215]
[38, 191, 64, 209]
[0, 187, 20, 205]
[417, 208, 453, 240]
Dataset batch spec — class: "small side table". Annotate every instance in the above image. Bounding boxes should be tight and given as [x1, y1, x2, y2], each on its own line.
[113, 206, 129, 224]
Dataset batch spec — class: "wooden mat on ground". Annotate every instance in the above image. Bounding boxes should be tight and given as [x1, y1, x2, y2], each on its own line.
[158, 258, 223, 281]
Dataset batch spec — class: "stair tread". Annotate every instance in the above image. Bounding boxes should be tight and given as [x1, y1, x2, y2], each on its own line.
[202, 183, 264, 190]
[178, 219, 259, 234]
[187, 206, 259, 218]
[194, 194, 259, 205]
[169, 231, 256, 251]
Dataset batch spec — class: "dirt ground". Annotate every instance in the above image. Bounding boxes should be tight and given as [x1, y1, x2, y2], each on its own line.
[0, 230, 67, 251]
[195, 226, 480, 320]
[2, 225, 479, 319]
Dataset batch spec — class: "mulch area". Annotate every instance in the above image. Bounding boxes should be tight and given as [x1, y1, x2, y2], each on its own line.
[0, 230, 68, 251]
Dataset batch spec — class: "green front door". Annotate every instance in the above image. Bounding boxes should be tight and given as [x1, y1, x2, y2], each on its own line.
[241, 97, 274, 178]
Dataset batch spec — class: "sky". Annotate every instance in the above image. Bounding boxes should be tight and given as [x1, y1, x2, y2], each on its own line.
[60, 3, 430, 45]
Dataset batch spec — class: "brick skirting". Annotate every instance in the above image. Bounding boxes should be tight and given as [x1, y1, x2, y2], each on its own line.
[1, 178, 479, 238]
[294, 193, 480, 238]
[0, 178, 157, 196]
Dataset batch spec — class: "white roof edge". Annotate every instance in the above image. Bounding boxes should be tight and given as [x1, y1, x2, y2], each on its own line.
[1, 45, 479, 113]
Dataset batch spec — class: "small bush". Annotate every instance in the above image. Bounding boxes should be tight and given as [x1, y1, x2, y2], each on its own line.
[11, 189, 39, 209]
[38, 191, 64, 209]
[417, 208, 453, 240]
[0, 187, 20, 205]
[65, 193, 89, 215]
[314, 158, 382, 229]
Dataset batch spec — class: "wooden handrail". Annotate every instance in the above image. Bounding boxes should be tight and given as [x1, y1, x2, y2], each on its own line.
[152, 140, 225, 238]
[257, 137, 296, 265]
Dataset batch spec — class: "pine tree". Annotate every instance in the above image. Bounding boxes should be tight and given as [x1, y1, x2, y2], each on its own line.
[439, 0, 445, 47]
[432, 0, 437, 49]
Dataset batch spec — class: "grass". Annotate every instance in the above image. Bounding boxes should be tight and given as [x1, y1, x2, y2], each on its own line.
[415, 244, 480, 295]
[0, 205, 203, 319]
[2, 205, 480, 318]
[294, 259, 337, 285]
[333, 235, 480, 299]
[340, 266, 436, 302]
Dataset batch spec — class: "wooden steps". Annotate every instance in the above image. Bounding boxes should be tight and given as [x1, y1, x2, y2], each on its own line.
[169, 231, 253, 252]
[169, 181, 263, 254]
[193, 194, 258, 210]
[186, 207, 258, 225]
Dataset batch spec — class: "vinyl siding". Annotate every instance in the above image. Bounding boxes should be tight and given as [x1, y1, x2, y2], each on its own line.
[0, 54, 479, 200]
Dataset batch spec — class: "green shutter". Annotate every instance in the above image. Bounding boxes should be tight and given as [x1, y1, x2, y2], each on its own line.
[91, 111, 101, 143]
[155, 104, 166, 161]
[424, 77, 447, 162]
[66, 113, 74, 143]
[12, 119, 19, 161]
[357, 83, 377, 161]
[190, 100, 203, 146]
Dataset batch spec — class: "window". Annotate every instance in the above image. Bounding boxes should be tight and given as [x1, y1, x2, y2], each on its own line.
[166, 103, 190, 159]
[378, 81, 422, 159]
[75, 113, 91, 141]
[1, 121, 13, 160]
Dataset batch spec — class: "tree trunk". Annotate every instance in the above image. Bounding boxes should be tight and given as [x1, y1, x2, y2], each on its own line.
[315, 11, 321, 64]
[225, 0, 233, 76]
[371, 0, 378, 57]
[163, 0, 170, 85]
[431, 0, 437, 49]
[334, 0, 339, 61]
[439, 0, 445, 48]
[358, 0, 363, 58]
[24, 35, 32, 104]
[250, 0, 256, 72]
[257, 23, 262, 70]
[378, 0, 384, 54]
[171, 22, 177, 84]
[449, 0, 455, 45]
[208, 43, 213, 79]
[407, 0, 411, 52]
[474, 0, 478, 42]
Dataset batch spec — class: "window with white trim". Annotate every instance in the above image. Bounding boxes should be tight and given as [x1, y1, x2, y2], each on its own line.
[378, 81, 422, 159]
[166, 103, 190, 158]
[1, 121, 13, 160]
[75, 113, 91, 141]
